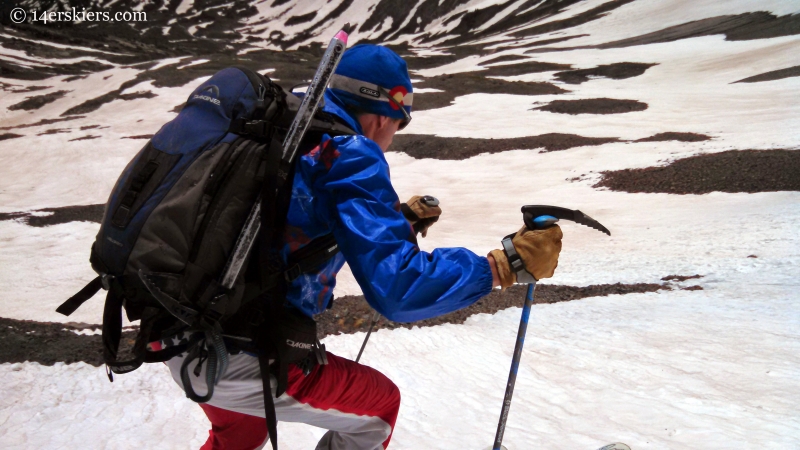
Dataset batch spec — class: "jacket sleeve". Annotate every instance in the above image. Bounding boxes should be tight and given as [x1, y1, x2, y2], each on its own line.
[307, 134, 494, 323]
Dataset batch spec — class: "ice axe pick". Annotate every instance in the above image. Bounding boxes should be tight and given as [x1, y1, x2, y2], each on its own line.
[489, 205, 610, 450]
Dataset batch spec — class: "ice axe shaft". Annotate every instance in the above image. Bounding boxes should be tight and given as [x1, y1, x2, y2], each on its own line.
[491, 206, 609, 450]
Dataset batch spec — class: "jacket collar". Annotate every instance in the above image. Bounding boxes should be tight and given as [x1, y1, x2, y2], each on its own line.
[321, 90, 364, 135]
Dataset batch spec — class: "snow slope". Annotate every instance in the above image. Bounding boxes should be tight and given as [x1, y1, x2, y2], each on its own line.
[2, 286, 798, 448]
[1, 0, 799, 448]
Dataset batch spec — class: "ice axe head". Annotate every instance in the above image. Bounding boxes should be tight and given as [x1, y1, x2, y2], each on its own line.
[521, 205, 610, 235]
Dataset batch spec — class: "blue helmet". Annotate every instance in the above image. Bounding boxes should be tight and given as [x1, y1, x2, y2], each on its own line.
[328, 44, 413, 127]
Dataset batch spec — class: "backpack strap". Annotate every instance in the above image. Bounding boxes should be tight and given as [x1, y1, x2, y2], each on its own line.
[283, 233, 339, 282]
[101, 283, 147, 377]
[239, 233, 340, 307]
[259, 354, 279, 450]
[102, 279, 190, 379]
[56, 276, 103, 316]
[178, 331, 229, 403]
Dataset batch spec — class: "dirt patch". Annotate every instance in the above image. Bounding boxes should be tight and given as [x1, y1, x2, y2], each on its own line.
[0, 116, 83, 131]
[0, 281, 673, 366]
[69, 135, 101, 142]
[64, 75, 89, 82]
[553, 63, 657, 84]
[0, 58, 114, 81]
[285, 12, 317, 27]
[62, 89, 128, 116]
[482, 54, 531, 65]
[595, 149, 800, 194]
[482, 60, 572, 77]
[734, 65, 800, 83]
[317, 282, 669, 338]
[524, 35, 589, 49]
[0, 317, 118, 367]
[0, 204, 105, 227]
[636, 132, 711, 143]
[123, 135, 154, 140]
[599, 12, 800, 48]
[118, 91, 157, 101]
[0, 133, 23, 141]
[536, 98, 648, 115]
[8, 90, 70, 111]
[389, 133, 619, 159]
[403, 52, 462, 71]
[37, 128, 72, 136]
[21, 86, 52, 92]
[392, 43, 495, 73]
[662, 274, 703, 282]
[414, 72, 567, 111]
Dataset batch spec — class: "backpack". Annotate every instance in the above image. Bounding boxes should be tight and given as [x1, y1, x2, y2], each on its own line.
[57, 66, 353, 445]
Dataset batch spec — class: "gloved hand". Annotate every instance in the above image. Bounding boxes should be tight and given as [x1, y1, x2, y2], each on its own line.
[400, 195, 442, 238]
[489, 225, 563, 289]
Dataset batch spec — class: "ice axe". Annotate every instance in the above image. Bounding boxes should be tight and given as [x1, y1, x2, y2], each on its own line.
[489, 206, 610, 450]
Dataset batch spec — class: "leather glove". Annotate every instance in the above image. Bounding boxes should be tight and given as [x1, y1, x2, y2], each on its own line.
[400, 195, 442, 238]
[489, 225, 563, 289]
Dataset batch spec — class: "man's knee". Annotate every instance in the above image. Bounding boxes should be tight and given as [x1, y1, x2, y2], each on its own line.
[373, 372, 401, 427]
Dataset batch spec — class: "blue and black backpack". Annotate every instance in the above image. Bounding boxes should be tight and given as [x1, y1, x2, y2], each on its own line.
[57, 67, 353, 439]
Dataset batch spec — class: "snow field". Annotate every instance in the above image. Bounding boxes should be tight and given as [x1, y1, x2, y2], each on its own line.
[1, 0, 799, 448]
[5, 147, 798, 324]
[1, 285, 798, 449]
[413, 35, 800, 149]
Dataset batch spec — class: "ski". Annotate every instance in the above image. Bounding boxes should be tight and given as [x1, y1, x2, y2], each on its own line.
[485, 442, 629, 450]
[220, 24, 353, 290]
[596, 444, 631, 450]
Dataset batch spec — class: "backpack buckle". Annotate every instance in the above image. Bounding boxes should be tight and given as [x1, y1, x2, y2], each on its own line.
[284, 264, 302, 282]
[100, 273, 115, 291]
[245, 120, 268, 136]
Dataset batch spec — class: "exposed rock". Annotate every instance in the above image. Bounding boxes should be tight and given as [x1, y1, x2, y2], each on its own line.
[0, 204, 104, 227]
[389, 133, 618, 159]
[536, 98, 648, 115]
[734, 65, 800, 83]
[8, 90, 70, 111]
[553, 62, 657, 84]
[636, 132, 711, 142]
[596, 149, 800, 194]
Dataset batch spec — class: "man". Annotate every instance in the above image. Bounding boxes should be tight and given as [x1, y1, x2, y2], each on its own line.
[166, 44, 562, 450]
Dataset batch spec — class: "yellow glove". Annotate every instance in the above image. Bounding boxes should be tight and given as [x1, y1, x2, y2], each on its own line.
[489, 225, 563, 289]
[401, 195, 442, 238]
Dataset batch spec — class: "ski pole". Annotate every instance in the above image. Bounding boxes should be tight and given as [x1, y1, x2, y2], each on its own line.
[490, 206, 610, 450]
[355, 311, 381, 363]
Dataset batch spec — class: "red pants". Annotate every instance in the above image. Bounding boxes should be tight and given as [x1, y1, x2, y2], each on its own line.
[167, 351, 401, 450]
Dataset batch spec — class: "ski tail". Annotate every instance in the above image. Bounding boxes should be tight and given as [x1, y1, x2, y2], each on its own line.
[596, 444, 631, 450]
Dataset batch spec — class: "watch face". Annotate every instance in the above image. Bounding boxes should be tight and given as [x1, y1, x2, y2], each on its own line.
[421, 195, 439, 207]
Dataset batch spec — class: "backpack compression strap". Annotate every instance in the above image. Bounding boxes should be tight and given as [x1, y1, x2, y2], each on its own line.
[56, 276, 103, 316]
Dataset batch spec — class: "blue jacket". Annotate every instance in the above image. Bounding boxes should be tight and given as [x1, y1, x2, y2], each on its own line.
[280, 92, 493, 322]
